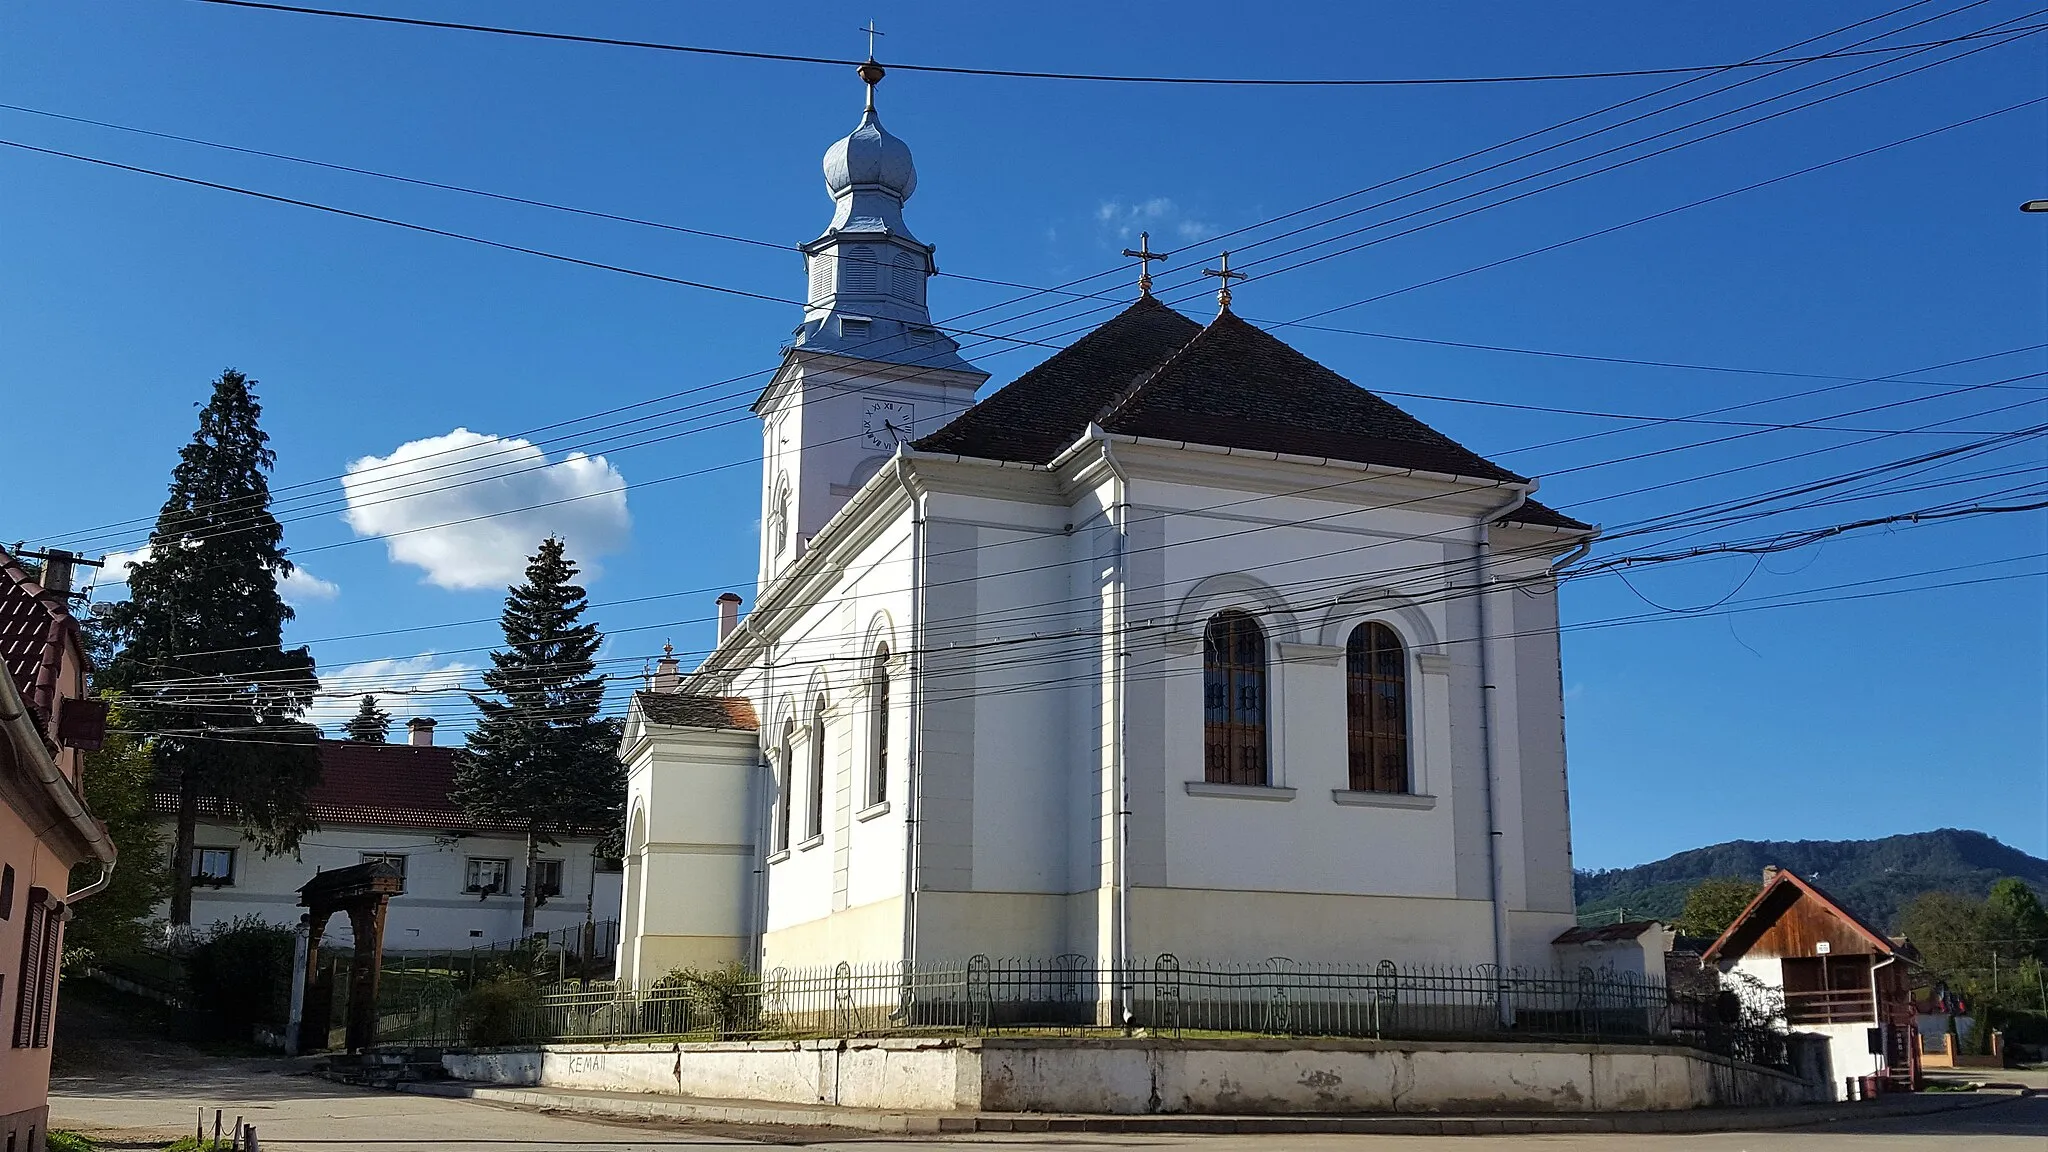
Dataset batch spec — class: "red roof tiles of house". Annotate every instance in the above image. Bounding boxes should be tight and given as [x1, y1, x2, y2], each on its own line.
[0, 547, 80, 725]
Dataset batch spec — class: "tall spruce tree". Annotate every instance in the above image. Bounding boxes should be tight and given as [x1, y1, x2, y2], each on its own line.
[105, 368, 321, 925]
[454, 537, 624, 933]
[345, 695, 392, 742]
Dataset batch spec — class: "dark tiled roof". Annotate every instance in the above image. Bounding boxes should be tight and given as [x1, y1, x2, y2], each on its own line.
[1555, 920, 1665, 945]
[912, 296, 1202, 465]
[914, 303, 1589, 531]
[636, 691, 760, 731]
[0, 547, 79, 725]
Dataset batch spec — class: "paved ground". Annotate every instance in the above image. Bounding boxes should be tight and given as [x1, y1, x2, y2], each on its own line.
[48, 1061, 2047, 1150]
[50, 984, 2047, 1149]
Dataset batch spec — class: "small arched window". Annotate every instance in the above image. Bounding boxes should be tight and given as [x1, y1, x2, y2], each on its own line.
[868, 646, 891, 806]
[1203, 611, 1268, 786]
[772, 479, 790, 558]
[844, 244, 880, 293]
[806, 697, 827, 841]
[773, 719, 794, 853]
[1346, 623, 1410, 793]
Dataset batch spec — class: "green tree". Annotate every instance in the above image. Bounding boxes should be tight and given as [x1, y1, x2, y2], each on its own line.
[344, 695, 391, 743]
[1983, 877, 2048, 965]
[104, 368, 321, 925]
[62, 701, 171, 968]
[1900, 890, 1986, 979]
[1674, 876, 1761, 937]
[454, 537, 624, 934]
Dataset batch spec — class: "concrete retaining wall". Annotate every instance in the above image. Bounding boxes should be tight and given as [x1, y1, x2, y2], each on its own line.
[443, 1037, 1824, 1114]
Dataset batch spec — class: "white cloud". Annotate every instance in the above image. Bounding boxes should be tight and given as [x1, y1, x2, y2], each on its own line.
[1096, 197, 1212, 245]
[281, 566, 339, 603]
[306, 654, 478, 737]
[96, 544, 337, 605]
[342, 428, 630, 591]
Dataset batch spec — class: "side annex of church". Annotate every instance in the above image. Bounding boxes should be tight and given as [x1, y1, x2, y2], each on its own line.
[616, 62, 1596, 988]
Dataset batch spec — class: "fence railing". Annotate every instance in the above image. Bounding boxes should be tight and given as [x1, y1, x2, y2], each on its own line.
[385, 954, 1787, 1070]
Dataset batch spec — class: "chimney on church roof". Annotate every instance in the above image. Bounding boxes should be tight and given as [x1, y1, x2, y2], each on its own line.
[716, 593, 742, 645]
[406, 717, 436, 747]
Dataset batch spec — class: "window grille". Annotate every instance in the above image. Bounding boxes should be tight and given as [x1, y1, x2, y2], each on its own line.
[1203, 611, 1268, 786]
[1346, 623, 1410, 793]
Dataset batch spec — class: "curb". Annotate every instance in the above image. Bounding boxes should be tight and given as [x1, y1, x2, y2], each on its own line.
[395, 1080, 2025, 1136]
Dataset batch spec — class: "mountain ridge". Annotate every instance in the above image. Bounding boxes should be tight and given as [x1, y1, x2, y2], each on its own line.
[1574, 829, 2048, 931]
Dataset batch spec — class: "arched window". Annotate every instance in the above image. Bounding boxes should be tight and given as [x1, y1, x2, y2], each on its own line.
[1346, 623, 1410, 793]
[806, 697, 827, 841]
[867, 646, 890, 806]
[772, 478, 790, 558]
[1203, 611, 1268, 786]
[772, 718, 794, 853]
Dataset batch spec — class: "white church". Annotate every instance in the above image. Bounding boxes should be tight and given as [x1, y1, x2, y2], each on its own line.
[617, 62, 1595, 989]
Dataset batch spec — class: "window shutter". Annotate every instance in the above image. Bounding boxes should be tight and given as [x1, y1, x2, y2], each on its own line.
[809, 255, 832, 304]
[13, 887, 47, 1048]
[844, 246, 879, 293]
[32, 901, 60, 1046]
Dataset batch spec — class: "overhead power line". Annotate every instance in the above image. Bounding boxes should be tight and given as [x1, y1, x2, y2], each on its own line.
[183, 0, 2045, 87]
[29, 0, 2002, 548]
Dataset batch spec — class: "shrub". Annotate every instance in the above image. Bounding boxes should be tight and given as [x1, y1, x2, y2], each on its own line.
[458, 971, 541, 1048]
[184, 915, 295, 1041]
[45, 1132, 96, 1152]
[655, 961, 760, 1039]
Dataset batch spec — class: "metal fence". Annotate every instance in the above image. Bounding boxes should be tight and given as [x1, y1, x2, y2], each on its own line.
[386, 954, 1786, 1069]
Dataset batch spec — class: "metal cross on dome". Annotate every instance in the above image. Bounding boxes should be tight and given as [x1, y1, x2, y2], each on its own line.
[860, 20, 885, 60]
[1121, 231, 1170, 299]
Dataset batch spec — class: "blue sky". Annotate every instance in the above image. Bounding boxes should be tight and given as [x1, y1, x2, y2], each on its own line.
[3, 1, 2042, 871]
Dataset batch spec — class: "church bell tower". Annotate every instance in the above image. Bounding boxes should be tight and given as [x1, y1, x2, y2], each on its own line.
[754, 57, 988, 590]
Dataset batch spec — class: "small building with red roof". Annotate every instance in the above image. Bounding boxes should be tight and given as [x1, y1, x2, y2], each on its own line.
[1702, 866, 1919, 1098]
[156, 717, 620, 953]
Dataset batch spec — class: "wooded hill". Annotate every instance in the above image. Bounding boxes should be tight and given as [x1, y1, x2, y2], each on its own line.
[1575, 829, 2048, 931]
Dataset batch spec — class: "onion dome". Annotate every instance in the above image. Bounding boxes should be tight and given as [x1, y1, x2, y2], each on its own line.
[822, 105, 917, 203]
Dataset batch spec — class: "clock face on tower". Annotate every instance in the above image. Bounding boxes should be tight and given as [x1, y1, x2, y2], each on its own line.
[860, 398, 914, 450]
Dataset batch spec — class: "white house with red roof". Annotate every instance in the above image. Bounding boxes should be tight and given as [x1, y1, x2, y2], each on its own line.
[619, 66, 1594, 987]
[158, 718, 620, 953]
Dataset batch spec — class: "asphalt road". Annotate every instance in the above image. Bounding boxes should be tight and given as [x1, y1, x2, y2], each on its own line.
[49, 1066, 2047, 1151]
[50, 986, 2047, 1150]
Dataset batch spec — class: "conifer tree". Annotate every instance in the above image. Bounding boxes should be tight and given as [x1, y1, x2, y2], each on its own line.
[454, 537, 624, 933]
[105, 368, 321, 925]
[345, 695, 392, 743]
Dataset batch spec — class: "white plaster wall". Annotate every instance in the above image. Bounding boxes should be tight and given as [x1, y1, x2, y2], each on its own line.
[456, 1037, 1822, 1113]
[174, 818, 611, 950]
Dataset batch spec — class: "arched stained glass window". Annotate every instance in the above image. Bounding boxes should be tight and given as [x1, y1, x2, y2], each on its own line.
[1203, 611, 1268, 786]
[1346, 623, 1410, 793]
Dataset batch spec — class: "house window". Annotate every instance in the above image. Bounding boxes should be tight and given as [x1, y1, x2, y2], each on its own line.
[465, 857, 512, 895]
[773, 719, 794, 854]
[532, 859, 563, 899]
[1203, 610, 1269, 785]
[1, 863, 13, 919]
[1781, 955, 1877, 1024]
[806, 699, 827, 840]
[191, 847, 236, 887]
[1346, 623, 1411, 793]
[360, 853, 408, 893]
[867, 646, 890, 807]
